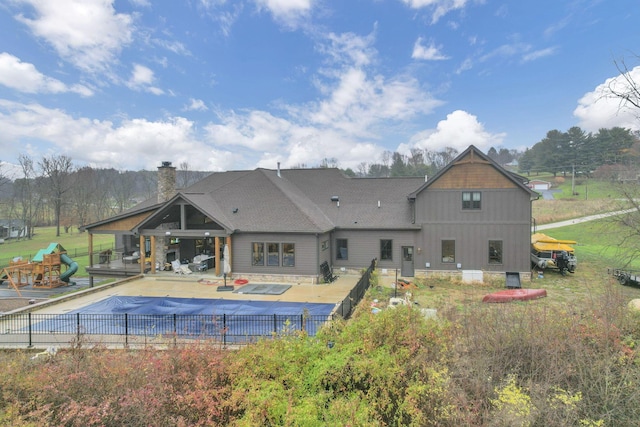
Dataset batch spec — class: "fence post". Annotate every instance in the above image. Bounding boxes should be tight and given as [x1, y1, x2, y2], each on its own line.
[124, 313, 128, 347]
[173, 314, 177, 348]
[301, 314, 305, 333]
[76, 313, 81, 342]
[28, 313, 32, 348]
[223, 314, 227, 347]
[273, 314, 277, 336]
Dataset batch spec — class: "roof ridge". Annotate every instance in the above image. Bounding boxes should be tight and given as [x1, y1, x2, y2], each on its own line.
[262, 170, 335, 231]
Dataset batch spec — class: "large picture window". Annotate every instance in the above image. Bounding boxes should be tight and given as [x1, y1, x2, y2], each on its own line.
[267, 243, 280, 266]
[380, 239, 393, 260]
[336, 239, 348, 260]
[462, 191, 481, 209]
[442, 240, 455, 263]
[489, 240, 503, 264]
[283, 243, 295, 267]
[252, 242, 264, 266]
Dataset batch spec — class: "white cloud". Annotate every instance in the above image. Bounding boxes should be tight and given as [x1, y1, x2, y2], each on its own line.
[204, 29, 443, 169]
[521, 46, 558, 63]
[254, 0, 313, 28]
[14, 0, 134, 74]
[412, 37, 449, 61]
[127, 64, 164, 95]
[401, 110, 505, 154]
[130, 0, 151, 7]
[573, 67, 640, 132]
[0, 100, 232, 171]
[0, 52, 93, 96]
[185, 98, 208, 111]
[400, 0, 471, 23]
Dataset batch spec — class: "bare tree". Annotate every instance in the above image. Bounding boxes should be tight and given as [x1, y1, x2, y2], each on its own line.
[603, 55, 640, 266]
[39, 155, 74, 237]
[111, 171, 137, 214]
[68, 166, 99, 229]
[178, 161, 201, 188]
[13, 154, 41, 239]
[608, 55, 640, 120]
[0, 161, 9, 190]
[356, 162, 369, 177]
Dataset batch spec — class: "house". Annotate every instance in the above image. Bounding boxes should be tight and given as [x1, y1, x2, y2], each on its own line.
[0, 219, 27, 241]
[527, 180, 551, 191]
[81, 146, 538, 285]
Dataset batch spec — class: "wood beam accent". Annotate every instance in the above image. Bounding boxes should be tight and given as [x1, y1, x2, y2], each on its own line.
[88, 232, 94, 267]
[139, 235, 145, 275]
[150, 235, 156, 273]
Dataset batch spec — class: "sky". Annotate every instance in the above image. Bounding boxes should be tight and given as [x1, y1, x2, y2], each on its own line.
[0, 0, 639, 176]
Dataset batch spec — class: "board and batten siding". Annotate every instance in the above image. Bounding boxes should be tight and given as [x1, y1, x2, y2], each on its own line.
[418, 222, 531, 272]
[232, 232, 320, 276]
[414, 187, 532, 273]
[332, 229, 419, 270]
[415, 188, 531, 224]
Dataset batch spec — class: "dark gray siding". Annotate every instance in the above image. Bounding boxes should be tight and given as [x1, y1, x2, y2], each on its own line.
[332, 229, 419, 270]
[418, 223, 531, 272]
[415, 188, 532, 272]
[232, 232, 319, 275]
[318, 232, 332, 267]
[415, 188, 531, 224]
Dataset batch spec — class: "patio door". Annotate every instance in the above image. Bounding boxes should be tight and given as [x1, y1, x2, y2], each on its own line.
[401, 246, 414, 277]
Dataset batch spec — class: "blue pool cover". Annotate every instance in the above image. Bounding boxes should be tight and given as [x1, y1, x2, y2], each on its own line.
[31, 296, 335, 341]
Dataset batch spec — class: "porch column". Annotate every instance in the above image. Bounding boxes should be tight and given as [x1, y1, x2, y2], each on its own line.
[139, 235, 145, 274]
[215, 236, 221, 276]
[88, 232, 94, 287]
[150, 235, 156, 273]
[227, 236, 232, 275]
[88, 232, 94, 266]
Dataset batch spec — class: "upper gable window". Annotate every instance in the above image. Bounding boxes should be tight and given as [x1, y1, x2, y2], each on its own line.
[462, 191, 481, 210]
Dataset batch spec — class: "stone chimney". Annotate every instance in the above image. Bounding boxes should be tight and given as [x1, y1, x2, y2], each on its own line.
[157, 161, 176, 203]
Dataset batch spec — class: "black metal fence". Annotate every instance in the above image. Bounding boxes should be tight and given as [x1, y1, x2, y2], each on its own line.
[0, 260, 378, 349]
[334, 258, 377, 319]
[0, 312, 333, 348]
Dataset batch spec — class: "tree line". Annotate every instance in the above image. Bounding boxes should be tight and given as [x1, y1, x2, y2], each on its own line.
[518, 126, 639, 177]
[0, 156, 208, 238]
[339, 146, 519, 178]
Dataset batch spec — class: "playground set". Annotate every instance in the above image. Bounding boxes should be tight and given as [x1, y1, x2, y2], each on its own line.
[1, 243, 78, 296]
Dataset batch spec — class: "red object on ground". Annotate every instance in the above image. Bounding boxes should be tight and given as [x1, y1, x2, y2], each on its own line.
[482, 288, 547, 303]
[234, 279, 249, 285]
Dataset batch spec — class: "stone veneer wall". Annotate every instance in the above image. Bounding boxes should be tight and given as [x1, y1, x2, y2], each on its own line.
[157, 161, 176, 204]
[156, 162, 177, 268]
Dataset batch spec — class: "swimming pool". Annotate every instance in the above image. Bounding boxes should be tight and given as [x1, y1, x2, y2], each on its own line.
[28, 296, 336, 342]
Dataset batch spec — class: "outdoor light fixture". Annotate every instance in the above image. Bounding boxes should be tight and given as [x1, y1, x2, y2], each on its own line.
[204, 231, 210, 237]
[165, 231, 171, 236]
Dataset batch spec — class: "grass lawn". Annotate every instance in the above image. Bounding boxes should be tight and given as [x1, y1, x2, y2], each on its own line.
[0, 226, 114, 278]
[375, 216, 640, 314]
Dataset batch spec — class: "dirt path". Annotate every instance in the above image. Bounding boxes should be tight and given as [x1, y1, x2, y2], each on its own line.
[534, 209, 634, 231]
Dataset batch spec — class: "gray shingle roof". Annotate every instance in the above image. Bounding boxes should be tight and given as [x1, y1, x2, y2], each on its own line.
[181, 168, 424, 232]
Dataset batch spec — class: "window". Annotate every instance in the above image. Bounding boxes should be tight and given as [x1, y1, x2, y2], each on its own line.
[442, 240, 455, 263]
[380, 239, 393, 260]
[252, 242, 264, 266]
[283, 243, 295, 267]
[321, 240, 329, 251]
[489, 240, 503, 264]
[336, 239, 348, 260]
[267, 243, 280, 266]
[462, 191, 481, 209]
